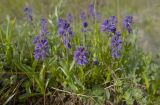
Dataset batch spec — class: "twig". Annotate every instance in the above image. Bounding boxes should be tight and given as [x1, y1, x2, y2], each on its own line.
[105, 85, 115, 89]
[51, 87, 98, 102]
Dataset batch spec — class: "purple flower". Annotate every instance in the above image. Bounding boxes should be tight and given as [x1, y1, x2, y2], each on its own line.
[74, 46, 88, 66]
[58, 18, 73, 36]
[80, 11, 87, 21]
[101, 20, 109, 32]
[33, 34, 41, 44]
[109, 16, 117, 25]
[101, 16, 117, 33]
[58, 27, 65, 35]
[67, 27, 74, 36]
[123, 16, 133, 33]
[80, 11, 92, 32]
[81, 21, 92, 32]
[108, 16, 117, 33]
[111, 31, 122, 49]
[111, 31, 122, 59]
[88, 3, 94, 13]
[41, 17, 50, 35]
[63, 38, 71, 49]
[112, 49, 120, 59]
[80, 11, 91, 33]
[34, 39, 49, 60]
[83, 21, 88, 28]
[58, 18, 74, 49]
[33, 17, 50, 60]
[24, 7, 33, 22]
[108, 24, 116, 33]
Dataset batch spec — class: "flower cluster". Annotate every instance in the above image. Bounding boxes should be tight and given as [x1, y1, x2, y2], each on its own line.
[24, 7, 33, 22]
[111, 31, 122, 59]
[34, 39, 49, 60]
[74, 46, 88, 66]
[28, 3, 133, 64]
[101, 16, 124, 58]
[101, 16, 117, 33]
[33, 18, 49, 60]
[123, 16, 133, 33]
[58, 18, 74, 49]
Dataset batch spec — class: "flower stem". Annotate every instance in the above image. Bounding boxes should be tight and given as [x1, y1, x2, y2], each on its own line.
[83, 33, 87, 47]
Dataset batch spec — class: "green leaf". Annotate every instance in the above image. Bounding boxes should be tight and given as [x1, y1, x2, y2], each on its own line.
[14, 61, 34, 80]
[143, 73, 149, 92]
[19, 93, 42, 101]
[32, 60, 38, 72]
[39, 64, 45, 82]
[73, 75, 85, 90]
[34, 77, 45, 94]
[58, 66, 69, 78]
[69, 60, 75, 72]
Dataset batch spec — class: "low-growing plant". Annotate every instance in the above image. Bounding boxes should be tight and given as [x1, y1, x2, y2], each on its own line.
[0, 1, 160, 105]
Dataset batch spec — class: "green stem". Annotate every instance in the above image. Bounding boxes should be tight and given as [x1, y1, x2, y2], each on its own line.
[79, 67, 84, 83]
[83, 32, 87, 47]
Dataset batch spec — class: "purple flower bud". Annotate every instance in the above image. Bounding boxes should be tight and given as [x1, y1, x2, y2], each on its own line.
[81, 21, 91, 33]
[24, 7, 33, 22]
[93, 60, 99, 65]
[83, 22, 88, 28]
[63, 38, 71, 49]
